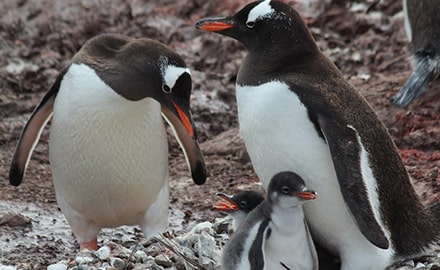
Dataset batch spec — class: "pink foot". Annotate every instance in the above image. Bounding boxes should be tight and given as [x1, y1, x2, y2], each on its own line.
[80, 239, 98, 251]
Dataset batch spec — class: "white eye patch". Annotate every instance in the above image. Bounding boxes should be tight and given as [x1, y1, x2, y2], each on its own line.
[159, 56, 191, 90]
[247, 0, 275, 24]
[163, 64, 190, 90]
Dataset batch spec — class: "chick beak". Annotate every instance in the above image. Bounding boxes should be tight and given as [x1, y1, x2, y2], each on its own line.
[214, 192, 238, 211]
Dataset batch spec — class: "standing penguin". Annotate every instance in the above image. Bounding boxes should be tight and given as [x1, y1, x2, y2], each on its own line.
[221, 171, 318, 270]
[9, 34, 207, 250]
[196, 1, 440, 269]
[393, 0, 440, 106]
[214, 190, 264, 231]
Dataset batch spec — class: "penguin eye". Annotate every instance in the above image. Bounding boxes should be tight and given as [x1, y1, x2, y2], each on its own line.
[162, 84, 172, 94]
[281, 186, 290, 194]
[239, 201, 248, 208]
[246, 21, 256, 28]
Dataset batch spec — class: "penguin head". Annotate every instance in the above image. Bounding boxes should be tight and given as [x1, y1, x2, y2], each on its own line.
[214, 190, 264, 214]
[267, 171, 317, 208]
[196, 0, 317, 55]
[155, 57, 208, 186]
[74, 34, 207, 185]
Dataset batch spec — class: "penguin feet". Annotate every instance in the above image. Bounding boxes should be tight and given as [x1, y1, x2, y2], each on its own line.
[79, 238, 98, 251]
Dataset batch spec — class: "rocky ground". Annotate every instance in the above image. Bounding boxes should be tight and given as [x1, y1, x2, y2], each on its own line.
[0, 0, 439, 269]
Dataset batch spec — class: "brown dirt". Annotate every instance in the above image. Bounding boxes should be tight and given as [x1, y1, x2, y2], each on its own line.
[0, 0, 439, 268]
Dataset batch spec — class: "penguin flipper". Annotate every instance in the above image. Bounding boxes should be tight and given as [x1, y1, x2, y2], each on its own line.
[304, 220, 319, 270]
[317, 116, 390, 249]
[9, 69, 65, 186]
[248, 219, 270, 270]
[393, 56, 439, 107]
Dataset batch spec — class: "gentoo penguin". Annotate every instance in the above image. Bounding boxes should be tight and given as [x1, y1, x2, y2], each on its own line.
[393, 0, 440, 106]
[214, 190, 264, 231]
[9, 34, 207, 250]
[196, 1, 440, 269]
[221, 171, 318, 270]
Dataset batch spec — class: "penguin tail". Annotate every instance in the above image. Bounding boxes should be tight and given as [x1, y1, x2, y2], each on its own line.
[393, 56, 439, 107]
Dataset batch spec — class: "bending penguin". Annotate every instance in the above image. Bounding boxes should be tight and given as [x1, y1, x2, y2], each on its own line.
[196, 1, 440, 269]
[214, 190, 265, 232]
[393, 0, 440, 106]
[221, 171, 318, 270]
[9, 33, 207, 250]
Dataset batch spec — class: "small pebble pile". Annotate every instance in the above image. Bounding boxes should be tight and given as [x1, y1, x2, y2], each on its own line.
[37, 218, 440, 270]
[388, 255, 440, 270]
[46, 219, 231, 270]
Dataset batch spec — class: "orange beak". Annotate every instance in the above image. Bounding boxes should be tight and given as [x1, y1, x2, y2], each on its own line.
[214, 193, 238, 211]
[172, 101, 194, 137]
[196, 19, 234, 32]
[294, 191, 317, 200]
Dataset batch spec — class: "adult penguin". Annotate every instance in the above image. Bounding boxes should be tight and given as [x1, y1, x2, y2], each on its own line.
[196, 1, 440, 269]
[9, 34, 207, 250]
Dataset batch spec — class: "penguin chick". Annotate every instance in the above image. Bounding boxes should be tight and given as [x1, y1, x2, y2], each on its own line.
[214, 190, 265, 231]
[221, 171, 318, 270]
[215, 190, 341, 270]
[9, 33, 207, 250]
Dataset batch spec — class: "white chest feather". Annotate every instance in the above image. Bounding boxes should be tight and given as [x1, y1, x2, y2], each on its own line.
[49, 63, 169, 226]
[264, 206, 315, 270]
[236, 81, 332, 188]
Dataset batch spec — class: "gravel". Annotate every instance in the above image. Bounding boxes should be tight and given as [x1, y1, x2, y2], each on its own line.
[36, 217, 440, 270]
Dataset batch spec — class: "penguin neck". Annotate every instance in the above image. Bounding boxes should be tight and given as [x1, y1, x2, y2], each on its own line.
[268, 203, 305, 235]
[237, 48, 332, 86]
[229, 211, 248, 232]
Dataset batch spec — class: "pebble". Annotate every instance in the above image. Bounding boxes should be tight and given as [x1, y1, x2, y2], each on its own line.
[154, 254, 172, 268]
[212, 217, 231, 234]
[414, 262, 426, 269]
[75, 255, 95, 265]
[70, 266, 89, 270]
[396, 267, 413, 270]
[180, 246, 196, 259]
[150, 264, 164, 270]
[196, 231, 218, 266]
[189, 221, 215, 235]
[0, 265, 17, 270]
[100, 263, 110, 269]
[0, 213, 32, 227]
[46, 263, 67, 270]
[145, 243, 162, 257]
[110, 257, 125, 269]
[95, 246, 111, 261]
[117, 246, 133, 259]
[134, 250, 149, 263]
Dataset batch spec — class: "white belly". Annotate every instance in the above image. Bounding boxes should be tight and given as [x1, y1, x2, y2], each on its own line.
[49, 64, 169, 228]
[236, 81, 393, 269]
[264, 208, 314, 270]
